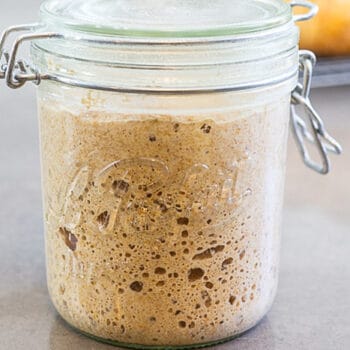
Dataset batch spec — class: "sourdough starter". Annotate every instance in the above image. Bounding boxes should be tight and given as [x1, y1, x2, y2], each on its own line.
[39, 94, 289, 346]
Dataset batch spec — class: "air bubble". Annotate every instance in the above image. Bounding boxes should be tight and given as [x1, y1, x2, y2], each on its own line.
[130, 281, 143, 292]
[222, 257, 233, 269]
[229, 296, 236, 305]
[205, 282, 214, 289]
[154, 199, 168, 213]
[59, 227, 78, 251]
[192, 245, 224, 260]
[149, 135, 156, 142]
[239, 250, 246, 260]
[181, 230, 189, 238]
[155, 267, 166, 275]
[179, 321, 186, 328]
[112, 180, 129, 197]
[200, 124, 212, 134]
[205, 299, 212, 307]
[96, 211, 110, 231]
[177, 217, 189, 225]
[188, 268, 205, 282]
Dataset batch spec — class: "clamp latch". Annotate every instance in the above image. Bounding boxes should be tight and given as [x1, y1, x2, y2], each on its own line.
[0, 23, 59, 89]
[291, 51, 342, 174]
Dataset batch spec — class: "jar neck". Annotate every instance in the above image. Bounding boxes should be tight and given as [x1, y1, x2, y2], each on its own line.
[31, 21, 299, 93]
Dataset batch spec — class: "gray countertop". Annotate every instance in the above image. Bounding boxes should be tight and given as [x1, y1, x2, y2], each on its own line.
[1, 2, 350, 350]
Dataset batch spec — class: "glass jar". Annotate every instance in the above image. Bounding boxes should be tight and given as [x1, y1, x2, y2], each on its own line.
[0, 0, 341, 348]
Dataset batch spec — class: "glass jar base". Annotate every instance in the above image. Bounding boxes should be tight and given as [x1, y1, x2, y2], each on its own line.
[64, 318, 257, 350]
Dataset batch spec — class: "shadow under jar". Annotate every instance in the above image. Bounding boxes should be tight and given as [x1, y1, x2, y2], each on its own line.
[0, 0, 342, 348]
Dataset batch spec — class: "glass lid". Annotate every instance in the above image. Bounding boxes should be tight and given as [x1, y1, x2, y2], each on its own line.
[40, 0, 292, 38]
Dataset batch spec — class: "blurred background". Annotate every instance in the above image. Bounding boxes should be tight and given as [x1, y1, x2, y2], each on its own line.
[0, 1, 349, 350]
[298, 0, 350, 57]
[296, 0, 350, 86]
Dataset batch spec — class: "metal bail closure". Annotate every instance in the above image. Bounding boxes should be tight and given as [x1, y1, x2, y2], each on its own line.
[0, 24, 61, 89]
[289, 0, 319, 22]
[291, 50, 342, 175]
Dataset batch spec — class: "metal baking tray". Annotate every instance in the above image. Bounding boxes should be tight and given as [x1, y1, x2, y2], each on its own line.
[312, 57, 350, 88]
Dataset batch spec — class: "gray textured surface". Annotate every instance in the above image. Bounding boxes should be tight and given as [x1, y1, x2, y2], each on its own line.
[0, 2, 350, 350]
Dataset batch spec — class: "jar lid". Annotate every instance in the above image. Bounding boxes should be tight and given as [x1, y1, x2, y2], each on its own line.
[28, 0, 300, 93]
[41, 0, 292, 39]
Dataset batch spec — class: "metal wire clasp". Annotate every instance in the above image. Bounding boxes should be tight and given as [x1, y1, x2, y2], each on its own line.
[291, 51, 342, 175]
[0, 24, 60, 89]
[290, 0, 319, 22]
